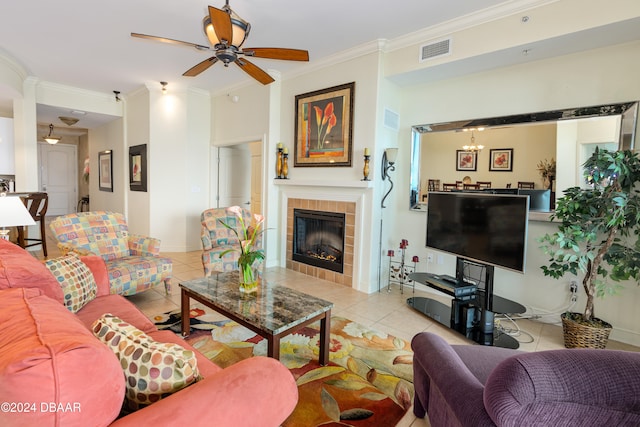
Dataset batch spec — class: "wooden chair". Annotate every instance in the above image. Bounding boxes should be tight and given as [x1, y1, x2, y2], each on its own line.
[455, 181, 463, 190]
[17, 192, 48, 257]
[427, 179, 441, 191]
[442, 183, 458, 191]
[477, 181, 491, 189]
[518, 181, 535, 189]
[463, 183, 480, 190]
[506, 183, 512, 189]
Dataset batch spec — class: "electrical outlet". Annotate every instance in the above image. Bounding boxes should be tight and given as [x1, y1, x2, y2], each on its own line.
[427, 253, 434, 263]
[569, 280, 578, 294]
[569, 280, 578, 302]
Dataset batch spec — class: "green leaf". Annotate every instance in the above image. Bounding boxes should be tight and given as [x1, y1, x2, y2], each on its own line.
[359, 392, 389, 401]
[340, 408, 374, 421]
[296, 366, 345, 386]
[321, 388, 341, 422]
[324, 379, 370, 390]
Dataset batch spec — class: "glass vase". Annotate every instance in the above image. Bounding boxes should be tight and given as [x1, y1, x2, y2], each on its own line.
[238, 261, 259, 294]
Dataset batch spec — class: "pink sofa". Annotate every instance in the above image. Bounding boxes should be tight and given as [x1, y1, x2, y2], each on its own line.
[0, 239, 298, 427]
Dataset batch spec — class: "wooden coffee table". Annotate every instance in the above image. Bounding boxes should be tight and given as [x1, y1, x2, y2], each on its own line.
[179, 271, 333, 365]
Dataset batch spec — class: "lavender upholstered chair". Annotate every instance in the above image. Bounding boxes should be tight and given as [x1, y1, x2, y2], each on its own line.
[412, 332, 640, 426]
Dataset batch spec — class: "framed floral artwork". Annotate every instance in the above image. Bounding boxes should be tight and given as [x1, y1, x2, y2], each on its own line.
[489, 148, 513, 172]
[129, 144, 147, 192]
[456, 150, 477, 171]
[294, 82, 355, 167]
[98, 150, 113, 192]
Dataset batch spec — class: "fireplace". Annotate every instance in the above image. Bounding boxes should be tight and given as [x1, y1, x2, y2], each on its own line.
[293, 209, 345, 273]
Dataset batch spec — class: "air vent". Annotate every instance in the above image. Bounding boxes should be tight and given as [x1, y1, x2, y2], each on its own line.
[419, 38, 452, 62]
[384, 108, 400, 131]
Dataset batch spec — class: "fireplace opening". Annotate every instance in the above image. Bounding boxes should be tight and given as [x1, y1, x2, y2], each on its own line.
[293, 209, 345, 273]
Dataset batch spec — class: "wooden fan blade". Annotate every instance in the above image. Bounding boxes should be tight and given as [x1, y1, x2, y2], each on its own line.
[235, 58, 275, 85]
[243, 47, 309, 61]
[183, 57, 219, 77]
[131, 33, 209, 51]
[208, 6, 232, 45]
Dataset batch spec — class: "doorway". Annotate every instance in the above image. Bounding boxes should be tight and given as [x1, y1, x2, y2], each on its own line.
[38, 142, 77, 216]
[213, 140, 263, 216]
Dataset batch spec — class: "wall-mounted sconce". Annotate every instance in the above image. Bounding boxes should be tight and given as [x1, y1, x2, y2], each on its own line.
[113, 90, 121, 102]
[160, 81, 168, 94]
[44, 124, 61, 145]
[381, 148, 398, 208]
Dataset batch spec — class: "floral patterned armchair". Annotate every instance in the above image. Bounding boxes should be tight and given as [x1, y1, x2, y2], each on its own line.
[49, 211, 172, 295]
[200, 207, 263, 276]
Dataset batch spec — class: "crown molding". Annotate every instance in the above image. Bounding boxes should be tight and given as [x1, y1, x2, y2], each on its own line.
[386, 0, 559, 52]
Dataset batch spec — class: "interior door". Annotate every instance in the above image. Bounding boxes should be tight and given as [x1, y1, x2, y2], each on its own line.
[217, 146, 251, 209]
[249, 141, 263, 215]
[38, 142, 77, 216]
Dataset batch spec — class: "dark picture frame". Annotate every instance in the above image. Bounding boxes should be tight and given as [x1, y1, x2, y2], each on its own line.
[489, 148, 513, 172]
[129, 144, 147, 192]
[98, 150, 113, 192]
[294, 82, 355, 167]
[456, 150, 477, 171]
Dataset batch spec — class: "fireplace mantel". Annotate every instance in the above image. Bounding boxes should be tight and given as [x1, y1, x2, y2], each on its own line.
[274, 179, 373, 188]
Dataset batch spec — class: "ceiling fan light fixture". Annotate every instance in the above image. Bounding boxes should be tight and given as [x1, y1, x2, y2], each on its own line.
[203, 10, 250, 47]
[44, 124, 61, 145]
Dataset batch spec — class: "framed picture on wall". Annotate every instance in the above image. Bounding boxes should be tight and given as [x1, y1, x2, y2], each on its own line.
[489, 148, 513, 172]
[98, 150, 113, 192]
[294, 82, 355, 167]
[456, 150, 477, 171]
[129, 144, 147, 192]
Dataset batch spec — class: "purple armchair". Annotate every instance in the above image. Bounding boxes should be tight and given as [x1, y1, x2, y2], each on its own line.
[411, 332, 640, 426]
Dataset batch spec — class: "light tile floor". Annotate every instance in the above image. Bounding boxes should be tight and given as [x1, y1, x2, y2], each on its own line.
[37, 231, 639, 427]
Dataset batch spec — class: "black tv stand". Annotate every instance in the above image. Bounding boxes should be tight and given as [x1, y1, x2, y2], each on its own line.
[407, 259, 526, 349]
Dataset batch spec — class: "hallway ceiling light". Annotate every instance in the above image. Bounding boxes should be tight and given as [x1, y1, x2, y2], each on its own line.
[43, 124, 61, 144]
[59, 116, 79, 126]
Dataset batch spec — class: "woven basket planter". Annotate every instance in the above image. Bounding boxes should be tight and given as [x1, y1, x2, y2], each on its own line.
[561, 312, 612, 349]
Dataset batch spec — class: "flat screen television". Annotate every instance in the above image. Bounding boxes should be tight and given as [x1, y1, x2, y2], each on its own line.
[517, 189, 551, 212]
[426, 192, 529, 273]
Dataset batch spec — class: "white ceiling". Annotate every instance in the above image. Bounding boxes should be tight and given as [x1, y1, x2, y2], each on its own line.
[1, 0, 639, 130]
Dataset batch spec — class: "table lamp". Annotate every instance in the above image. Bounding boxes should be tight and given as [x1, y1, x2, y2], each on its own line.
[0, 194, 35, 241]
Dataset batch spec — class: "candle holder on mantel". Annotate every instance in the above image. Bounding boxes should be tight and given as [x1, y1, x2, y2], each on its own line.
[282, 150, 289, 179]
[387, 239, 418, 294]
[276, 146, 284, 179]
[362, 154, 371, 181]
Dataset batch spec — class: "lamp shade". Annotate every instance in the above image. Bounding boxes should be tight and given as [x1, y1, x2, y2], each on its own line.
[0, 195, 35, 228]
[385, 148, 399, 164]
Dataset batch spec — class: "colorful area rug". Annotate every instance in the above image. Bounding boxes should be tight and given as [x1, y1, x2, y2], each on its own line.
[154, 309, 414, 427]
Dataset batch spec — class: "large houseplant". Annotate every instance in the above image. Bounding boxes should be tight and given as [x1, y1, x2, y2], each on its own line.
[539, 148, 640, 348]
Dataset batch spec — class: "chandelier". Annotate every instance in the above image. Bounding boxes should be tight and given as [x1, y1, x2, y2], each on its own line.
[462, 128, 485, 152]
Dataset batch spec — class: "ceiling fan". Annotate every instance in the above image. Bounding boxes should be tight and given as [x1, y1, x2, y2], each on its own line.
[131, 1, 309, 85]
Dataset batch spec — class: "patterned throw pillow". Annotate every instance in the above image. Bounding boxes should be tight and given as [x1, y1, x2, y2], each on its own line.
[44, 253, 97, 312]
[92, 314, 200, 413]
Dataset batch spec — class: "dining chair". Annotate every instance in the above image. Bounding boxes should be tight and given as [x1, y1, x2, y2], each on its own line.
[463, 183, 480, 190]
[427, 179, 441, 191]
[477, 181, 491, 189]
[442, 183, 458, 191]
[17, 192, 48, 257]
[518, 181, 535, 189]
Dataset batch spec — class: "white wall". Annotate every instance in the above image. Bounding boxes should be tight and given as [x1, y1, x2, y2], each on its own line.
[88, 119, 125, 215]
[0, 117, 14, 174]
[395, 41, 640, 345]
